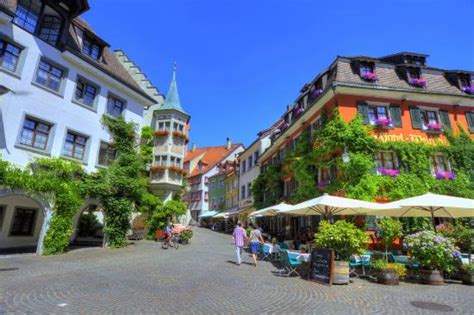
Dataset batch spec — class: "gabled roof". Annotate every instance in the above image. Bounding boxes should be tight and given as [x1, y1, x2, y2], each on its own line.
[186, 144, 242, 178]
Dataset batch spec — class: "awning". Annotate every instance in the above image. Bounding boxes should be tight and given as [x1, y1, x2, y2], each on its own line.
[200, 211, 218, 218]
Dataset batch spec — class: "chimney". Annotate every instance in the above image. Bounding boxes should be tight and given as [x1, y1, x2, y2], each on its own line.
[191, 143, 196, 152]
[226, 137, 232, 150]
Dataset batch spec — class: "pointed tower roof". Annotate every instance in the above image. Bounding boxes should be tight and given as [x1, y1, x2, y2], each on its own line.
[161, 63, 187, 114]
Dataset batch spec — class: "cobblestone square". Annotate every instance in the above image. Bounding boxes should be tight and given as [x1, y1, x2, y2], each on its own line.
[0, 228, 473, 314]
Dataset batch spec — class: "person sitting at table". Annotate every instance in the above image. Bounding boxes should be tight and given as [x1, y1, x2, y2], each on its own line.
[300, 247, 308, 254]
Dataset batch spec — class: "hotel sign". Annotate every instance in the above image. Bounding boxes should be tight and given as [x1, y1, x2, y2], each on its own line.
[373, 133, 447, 145]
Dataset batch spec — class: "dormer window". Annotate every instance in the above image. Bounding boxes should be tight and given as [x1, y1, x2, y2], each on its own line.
[14, 0, 41, 33]
[407, 68, 426, 87]
[39, 15, 63, 46]
[82, 35, 102, 60]
[360, 63, 377, 81]
[406, 55, 425, 66]
[460, 75, 473, 94]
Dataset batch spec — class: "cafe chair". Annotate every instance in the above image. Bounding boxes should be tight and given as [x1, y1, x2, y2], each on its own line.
[279, 250, 302, 277]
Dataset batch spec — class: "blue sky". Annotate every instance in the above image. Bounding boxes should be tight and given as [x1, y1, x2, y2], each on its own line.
[84, 0, 474, 148]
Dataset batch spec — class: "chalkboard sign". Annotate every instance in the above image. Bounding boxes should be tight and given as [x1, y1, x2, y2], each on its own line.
[309, 249, 334, 285]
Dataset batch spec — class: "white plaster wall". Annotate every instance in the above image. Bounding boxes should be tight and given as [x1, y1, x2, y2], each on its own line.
[0, 23, 146, 173]
[0, 195, 44, 249]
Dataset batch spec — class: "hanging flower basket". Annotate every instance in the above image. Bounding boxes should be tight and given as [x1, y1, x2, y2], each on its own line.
[463, 86, 474, 94]
[435, 171, 455, 180]
[379, 168, 400, 177]
[408, 78, 427, 87]
[155, 130, 170, 137]
[150, 165, 167, 173]
[361, 72, 378, 81]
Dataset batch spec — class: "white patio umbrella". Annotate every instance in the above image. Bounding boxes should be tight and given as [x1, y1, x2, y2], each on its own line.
[280, 193, 390, 219]
[369, 192, 474, 230]
[248, 202, 296, 217]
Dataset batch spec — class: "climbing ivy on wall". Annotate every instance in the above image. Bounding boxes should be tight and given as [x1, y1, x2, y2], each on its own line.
[0, 158, 84, 255]
[252, 108, 474, 209]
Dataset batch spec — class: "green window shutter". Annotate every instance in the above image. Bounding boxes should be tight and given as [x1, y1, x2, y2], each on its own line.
[389, 105, 402, 127]
[409, 106, 422, 129]
[357, 101, 370, 124]
[466, 112, 474, 133]
[438, 110, 451, 131]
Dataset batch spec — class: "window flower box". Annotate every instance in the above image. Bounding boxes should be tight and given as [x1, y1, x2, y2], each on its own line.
[423, 122, 443, 133]
[378, 168, 399, 177]
[172, 131, 189, 143]
[293, 106, 305, 118]
[463, 86, 474, 94]
[408, 78, 426, 87]
[435, 171, 455, 180]
[150, 165, 167, 173]
[169, 165, 187, 175]
[374, 117, 392, 128]
[155, 130, 170, 137]
[317, 180, 329, 190]
[361, 72, 378, 81]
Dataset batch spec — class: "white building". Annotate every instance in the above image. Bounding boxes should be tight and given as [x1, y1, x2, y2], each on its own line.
[237, 121, 282, 222]
[184, 139, 244, 224]
[0, 0, 156, 253]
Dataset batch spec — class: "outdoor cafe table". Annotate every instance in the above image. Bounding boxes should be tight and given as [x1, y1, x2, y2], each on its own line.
[287, 250, 311, 262]
[263, 243, 280, 254]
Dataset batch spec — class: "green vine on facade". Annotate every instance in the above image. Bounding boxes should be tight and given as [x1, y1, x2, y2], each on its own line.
[252, 109, 474, 210]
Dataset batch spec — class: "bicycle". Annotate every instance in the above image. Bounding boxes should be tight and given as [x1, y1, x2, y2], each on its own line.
[161, 233, 180, 250]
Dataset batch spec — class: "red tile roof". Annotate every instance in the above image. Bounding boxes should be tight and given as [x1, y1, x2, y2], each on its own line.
[186, 144, 242, 178]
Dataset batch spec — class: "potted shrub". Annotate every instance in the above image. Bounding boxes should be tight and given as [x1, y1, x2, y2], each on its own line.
[180, 229, 193, 245]
[370, 259, 406, 285]
[375, 218, 403, 261]
[315, 220, 369, 284]
[404, 231, 460, 285]
[459, 263, 474, 285]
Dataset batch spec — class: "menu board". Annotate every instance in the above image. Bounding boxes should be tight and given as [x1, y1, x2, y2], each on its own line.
[309, 249, 334, 285]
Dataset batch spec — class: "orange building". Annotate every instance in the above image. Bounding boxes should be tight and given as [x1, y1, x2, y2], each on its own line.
[259, 52, 473, 190]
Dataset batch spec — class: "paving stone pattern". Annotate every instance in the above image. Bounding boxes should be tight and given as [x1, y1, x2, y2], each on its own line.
[0, 228, 473, 314]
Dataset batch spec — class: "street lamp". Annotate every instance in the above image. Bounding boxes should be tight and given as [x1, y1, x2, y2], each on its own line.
[342, 147, 350, 163]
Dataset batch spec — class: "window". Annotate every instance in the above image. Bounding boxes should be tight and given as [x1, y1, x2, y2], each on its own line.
[38, 15, 62, 45]
[170, 156, 182, 167]
[155, 155, 168, 167]
[420, 109, 443, 132]
[248, 155, 253, 169]
[35, 60, 63, 91]
[241, 160, 246, 173]
[197, 163, 203, 172]
[241, 185, 246, 199]
[14, 0, 41, 33]
[98, 142, 116, 166]
[63, 131, 88, 160]
[431, 154, 450, 174]
[318, 167, 332, 187]
[360, 63, 373, 76]
[20, 117, 51, 150]
[0, 40, 22, 72]
[408, 68, 420, 80]
[82, 34, 101, 60]
[247, 183, 252, 198]
[107, 95, 125, 117]
[75, 79, 98, 107]
[368, 105, 391, 126]
[253, 151, 259, 164]
[0, 206, 4, 231]
[375, 151, 398, 171]
[10, 208, 37, 236]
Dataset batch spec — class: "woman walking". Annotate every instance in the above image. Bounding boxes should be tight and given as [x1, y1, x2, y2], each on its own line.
[248, 223, 265, 267]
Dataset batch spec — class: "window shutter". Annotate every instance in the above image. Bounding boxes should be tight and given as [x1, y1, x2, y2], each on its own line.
[389, 105, 402, 127]
[357, 101, 370, 124]
[465, 112, 474, 133]
[409, 106, 422, 129]
[438, 110, 451, 131]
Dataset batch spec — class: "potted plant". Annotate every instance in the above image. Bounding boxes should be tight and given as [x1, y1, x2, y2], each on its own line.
[315, 220, 369, 284]
[409, 78, 427, 87]
[463, 86, 474, 94]
[459, 264, 474, 285]
[435, 171, 455, 180]
[378, 168, 400, 177]
[370, 259, 406, 285]
[374, 117, 392, 128]
[155, 130, 170, 137]
[361, 72, 378, 81]
[375, 218, 403, 261]
[180, 229, 193, 245]
[404, 231, 460, 285]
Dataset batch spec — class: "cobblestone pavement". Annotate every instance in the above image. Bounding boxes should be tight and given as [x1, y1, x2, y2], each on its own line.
[0, 228, 473, 314]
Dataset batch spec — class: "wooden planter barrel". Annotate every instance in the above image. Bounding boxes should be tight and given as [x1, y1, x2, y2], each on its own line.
[333, 261, 350, 285]
[376, 270, 399, 285]
[420, 269, 444, 285]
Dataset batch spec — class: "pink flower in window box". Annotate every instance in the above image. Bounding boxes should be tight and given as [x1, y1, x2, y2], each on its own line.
[409, 78, 426, 87]
[374, 117, 392, 127]
[362, 72, 378, 81]
[435, 171, 455, 180]
[463, 86, 474, 94]
[379, 168, 399, 177]
[425, 122, 442, 131]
